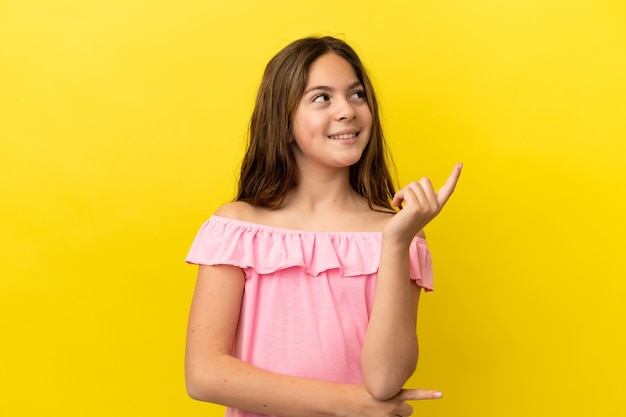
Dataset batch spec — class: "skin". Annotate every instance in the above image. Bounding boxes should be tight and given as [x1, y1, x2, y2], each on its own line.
[185, 52, 462, 416]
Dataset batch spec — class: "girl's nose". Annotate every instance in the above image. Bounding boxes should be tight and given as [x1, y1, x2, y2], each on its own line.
[335, 99, 357, 121]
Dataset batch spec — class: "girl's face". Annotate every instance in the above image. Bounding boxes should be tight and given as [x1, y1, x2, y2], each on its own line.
[291, 53, 372, 172]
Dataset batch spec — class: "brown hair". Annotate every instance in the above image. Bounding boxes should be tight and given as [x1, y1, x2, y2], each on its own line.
[236, 36, 396, 210]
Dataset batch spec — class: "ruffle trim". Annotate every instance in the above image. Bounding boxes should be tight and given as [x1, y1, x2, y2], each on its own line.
[186, 216, 434, 290]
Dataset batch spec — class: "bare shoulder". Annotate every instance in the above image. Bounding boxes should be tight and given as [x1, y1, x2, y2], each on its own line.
[363, 207, 395, 232]
[213, 201, 258, 221]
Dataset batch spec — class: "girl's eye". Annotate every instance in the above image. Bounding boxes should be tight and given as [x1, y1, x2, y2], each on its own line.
[350, 90, 365, 100]
[312, 94, 330, 103]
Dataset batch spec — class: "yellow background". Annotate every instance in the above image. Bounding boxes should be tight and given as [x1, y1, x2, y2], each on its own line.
[1, 0, 625, 415]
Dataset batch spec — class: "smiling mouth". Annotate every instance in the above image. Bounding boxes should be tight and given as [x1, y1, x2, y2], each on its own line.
[328, 132, 358, 140]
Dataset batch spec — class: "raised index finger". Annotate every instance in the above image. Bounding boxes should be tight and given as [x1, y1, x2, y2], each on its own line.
[436, 162, 463, 207]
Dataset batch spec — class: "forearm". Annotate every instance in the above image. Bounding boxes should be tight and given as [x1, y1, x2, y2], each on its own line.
[186, 353, 351, 417]
[361, 239, 420, 400]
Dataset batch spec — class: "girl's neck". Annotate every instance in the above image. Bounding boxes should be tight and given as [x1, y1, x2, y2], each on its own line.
[281, 168, 362, 213]
[241, 167, 391, 233]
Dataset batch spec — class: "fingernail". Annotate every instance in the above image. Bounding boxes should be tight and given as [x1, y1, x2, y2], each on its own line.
[433, 392, 443, 399]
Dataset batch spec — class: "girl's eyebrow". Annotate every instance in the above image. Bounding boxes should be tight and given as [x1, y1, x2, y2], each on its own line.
[304, 81, 363, 95]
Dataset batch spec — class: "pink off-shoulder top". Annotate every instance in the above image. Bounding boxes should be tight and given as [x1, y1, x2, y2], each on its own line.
[186, 215, 434, 417]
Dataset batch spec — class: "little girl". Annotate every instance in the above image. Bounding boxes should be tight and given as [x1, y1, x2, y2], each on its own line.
[185, 36, 462, 417]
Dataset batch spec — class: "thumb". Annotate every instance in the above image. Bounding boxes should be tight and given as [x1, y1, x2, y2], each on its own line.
[395, 389, 443, 401]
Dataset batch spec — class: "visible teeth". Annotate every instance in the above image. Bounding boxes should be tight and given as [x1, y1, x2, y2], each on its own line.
[329, 133, 357, 140]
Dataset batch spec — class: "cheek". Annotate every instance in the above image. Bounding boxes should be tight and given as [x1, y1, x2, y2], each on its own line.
[361, 113, 373, 147]
[293, 114, 325, 140]
[363, 107, 373, 124]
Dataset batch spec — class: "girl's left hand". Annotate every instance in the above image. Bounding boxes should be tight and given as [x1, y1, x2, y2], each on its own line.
[383, 163, 463, 245]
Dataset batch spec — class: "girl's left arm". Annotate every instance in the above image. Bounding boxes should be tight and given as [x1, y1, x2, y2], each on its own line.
[361, 163, 462, 401]
[360, 237, 422, 401]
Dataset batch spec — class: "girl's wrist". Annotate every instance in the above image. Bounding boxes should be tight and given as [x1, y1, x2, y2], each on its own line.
[381, 231, 412, 250]
[331, 384, 370, 417]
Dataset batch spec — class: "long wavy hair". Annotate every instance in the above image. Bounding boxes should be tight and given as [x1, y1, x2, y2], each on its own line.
[236, 36, 396, 210]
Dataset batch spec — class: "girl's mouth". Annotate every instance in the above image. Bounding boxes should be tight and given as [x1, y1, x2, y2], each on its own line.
[328, 132, 358, 140]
